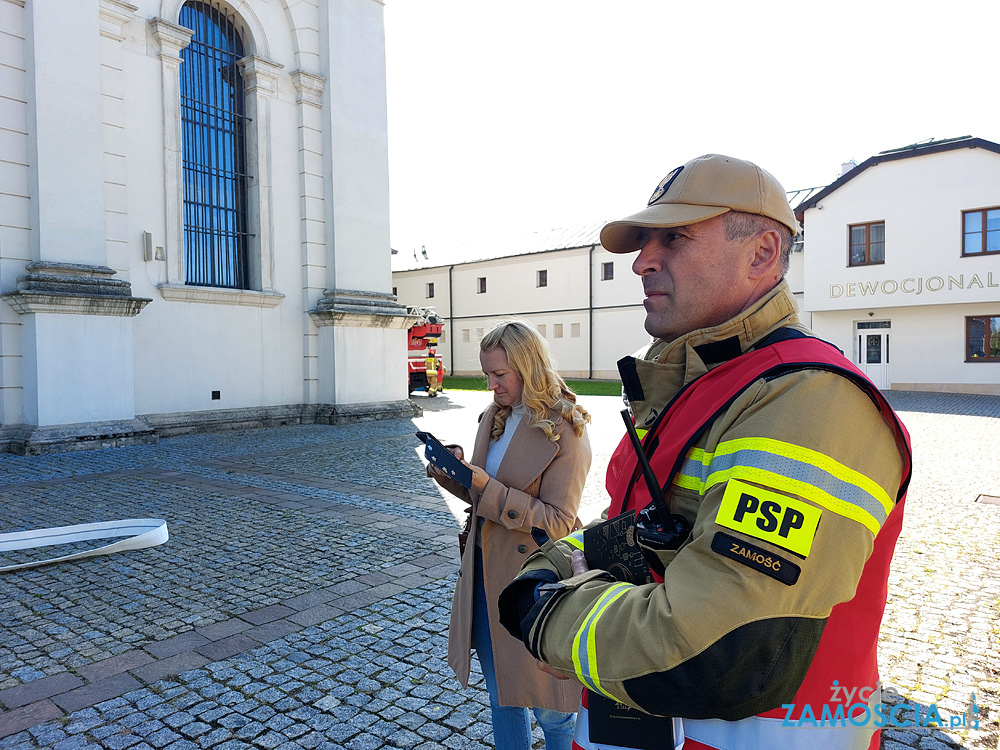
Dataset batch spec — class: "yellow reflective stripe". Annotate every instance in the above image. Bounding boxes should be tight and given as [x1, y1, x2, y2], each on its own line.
[571, 582, 631, 698]
[561, 530, 585, 551]
[713, 466, 881, 536]
[673, 438, 891, 536]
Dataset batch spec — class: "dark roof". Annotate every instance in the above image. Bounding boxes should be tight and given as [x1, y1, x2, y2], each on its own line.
[792, 136, 1000, 218]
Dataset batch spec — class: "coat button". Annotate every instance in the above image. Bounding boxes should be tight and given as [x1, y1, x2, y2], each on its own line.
[507, 510, 517, 519]
[518, 544, 527, 554]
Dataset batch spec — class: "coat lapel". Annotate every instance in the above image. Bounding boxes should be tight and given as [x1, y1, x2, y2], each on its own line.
[470, 404, 559, 492]
[495, 413, 558, 490]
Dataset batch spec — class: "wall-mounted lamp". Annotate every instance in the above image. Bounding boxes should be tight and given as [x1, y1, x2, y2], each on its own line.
[142, 231, 164, 261]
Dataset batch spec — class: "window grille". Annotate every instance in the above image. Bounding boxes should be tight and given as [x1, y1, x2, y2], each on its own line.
[180, 1, 250, 289]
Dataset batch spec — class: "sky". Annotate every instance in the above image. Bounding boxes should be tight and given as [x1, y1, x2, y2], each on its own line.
[383, 0, 1000, 259]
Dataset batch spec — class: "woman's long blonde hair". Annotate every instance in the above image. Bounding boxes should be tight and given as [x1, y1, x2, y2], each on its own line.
[480, 319, 590, 443]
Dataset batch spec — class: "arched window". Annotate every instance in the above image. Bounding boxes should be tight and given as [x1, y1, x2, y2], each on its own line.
[179, 2, 249, 289]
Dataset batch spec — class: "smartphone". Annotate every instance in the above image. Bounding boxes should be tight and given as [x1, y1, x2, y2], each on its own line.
[416, 431, 474, 489]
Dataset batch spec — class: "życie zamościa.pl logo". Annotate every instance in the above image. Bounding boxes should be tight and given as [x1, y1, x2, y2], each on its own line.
[780, 681, 980, 729]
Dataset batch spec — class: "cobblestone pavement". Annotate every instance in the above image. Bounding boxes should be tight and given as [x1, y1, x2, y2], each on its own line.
[0, 389, 998, 749]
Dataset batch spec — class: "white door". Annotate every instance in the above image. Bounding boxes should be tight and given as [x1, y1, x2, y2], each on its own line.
[857, 323, 890, 389]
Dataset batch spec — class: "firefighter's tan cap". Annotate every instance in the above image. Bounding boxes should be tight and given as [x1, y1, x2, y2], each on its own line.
[600, 154, 798, 254]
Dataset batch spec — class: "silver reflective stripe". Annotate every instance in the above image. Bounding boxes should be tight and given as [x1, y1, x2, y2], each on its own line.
[678, 447, 888, 526]
[684, 714, 874, 750]
[573, 704, 685, 750]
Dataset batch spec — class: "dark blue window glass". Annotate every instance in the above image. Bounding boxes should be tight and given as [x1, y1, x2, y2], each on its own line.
[179, 2, 249, 289]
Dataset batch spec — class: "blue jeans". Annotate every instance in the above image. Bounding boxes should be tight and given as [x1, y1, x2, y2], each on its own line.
[472, 546, 576, 750]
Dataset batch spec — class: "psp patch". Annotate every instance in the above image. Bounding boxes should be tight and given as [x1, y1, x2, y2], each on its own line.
[711, 532, 800, 585]
[716, 478, 821, 557]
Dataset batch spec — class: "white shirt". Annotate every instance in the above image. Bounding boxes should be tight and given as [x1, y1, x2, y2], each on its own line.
[478, 402, 525, 545]
[484, 402, 525, 479]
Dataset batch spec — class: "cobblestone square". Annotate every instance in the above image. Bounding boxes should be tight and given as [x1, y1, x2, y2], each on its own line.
[1, 390, 998, 749]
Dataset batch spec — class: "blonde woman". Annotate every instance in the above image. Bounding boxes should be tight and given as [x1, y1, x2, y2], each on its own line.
[429, 320, 591, 750]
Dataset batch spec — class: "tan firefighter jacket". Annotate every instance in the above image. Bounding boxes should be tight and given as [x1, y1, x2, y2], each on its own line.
[499, 280, 906, 721]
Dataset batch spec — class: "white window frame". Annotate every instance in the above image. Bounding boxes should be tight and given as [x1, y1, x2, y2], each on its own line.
[151, 11, 284, 307]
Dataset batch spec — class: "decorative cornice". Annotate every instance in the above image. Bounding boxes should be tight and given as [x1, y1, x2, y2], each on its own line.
[1, 262, 151, 317]
[290, 70, 326, 108]
[310, 288, 418, 329]
[99, 0, 138, 41]
[2, 293, 150, 316]
[157, 284, 285, 308]
[238, 55, 284, 97]
[149, 17, 193, 61]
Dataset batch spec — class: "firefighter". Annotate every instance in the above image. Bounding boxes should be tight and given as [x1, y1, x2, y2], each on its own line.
[425, 348, 440, 396]
[499, 154, 912, 750]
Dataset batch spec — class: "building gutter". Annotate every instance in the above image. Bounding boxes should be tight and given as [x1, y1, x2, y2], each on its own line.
[588, 244, 595, 379]
[448, 265, 455, 375]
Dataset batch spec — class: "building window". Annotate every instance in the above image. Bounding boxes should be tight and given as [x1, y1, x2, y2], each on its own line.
[392, 286, 397, 297]
[462, 328, 470, 343]
[537, 270, 548, 287]
[966, 316, 1000, 361]
[476, 327, 484, 340]
[426, 282, 435, 298]
[180, 2, 250, 289]
[537, 324, 546, 338]
[554, 323, 563, 339]
[477, 277, 487, 294]
[571, 322, 581, 338]
[848, 222, 885, 266]
[963, 207, 1000, 256]
[601, 262, 614, 281]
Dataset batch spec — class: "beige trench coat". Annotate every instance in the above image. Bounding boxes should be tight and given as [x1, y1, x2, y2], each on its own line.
[435, 403, 591, 711]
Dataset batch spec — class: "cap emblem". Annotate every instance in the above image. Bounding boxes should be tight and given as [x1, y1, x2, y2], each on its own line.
[647, 166, 684, 206]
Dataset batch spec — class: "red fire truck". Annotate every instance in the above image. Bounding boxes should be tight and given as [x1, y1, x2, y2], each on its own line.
[407, 307, 444, 395]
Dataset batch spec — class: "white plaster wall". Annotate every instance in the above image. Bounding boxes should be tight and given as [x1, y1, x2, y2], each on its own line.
[333, 325, 409, 403]
[133, 302, 307, 414]
[804, 149, 1000, 312]
[123, 0, 308, 415]
[591, 251, 645, 310]
[393, 268, 452, 317]
[322, 0, 391, 295]
[25, 315, 135, 425]
[26, 0, 107, 266]
[0, 0, 29, 424]
[592, 306, 651, 379]
[811, 303, 1000, 393]
[1, 0, 403, 434]
[392, 246, 651, 379]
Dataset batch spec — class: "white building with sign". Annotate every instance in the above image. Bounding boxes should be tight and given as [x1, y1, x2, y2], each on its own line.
[395, 139, 999, 397]
[390, 205, 818, 380]
[0, 0, 414, 454]
[795, 136, 1000, 395]
[392, 227, 651, 380]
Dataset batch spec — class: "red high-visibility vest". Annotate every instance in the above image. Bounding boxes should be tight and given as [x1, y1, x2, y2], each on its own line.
[581, 335, 912, 750]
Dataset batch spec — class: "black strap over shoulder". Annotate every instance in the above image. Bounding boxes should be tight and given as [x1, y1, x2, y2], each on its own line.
[755, 326, 845, 356]
[753, 326, 808, 349]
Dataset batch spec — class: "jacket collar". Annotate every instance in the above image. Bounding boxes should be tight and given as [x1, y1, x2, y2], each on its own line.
[472, 403, 559, 491]
[623, 280, 801, 429]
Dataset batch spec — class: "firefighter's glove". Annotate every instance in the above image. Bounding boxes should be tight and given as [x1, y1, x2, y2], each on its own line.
[499, 565, 612, 658]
